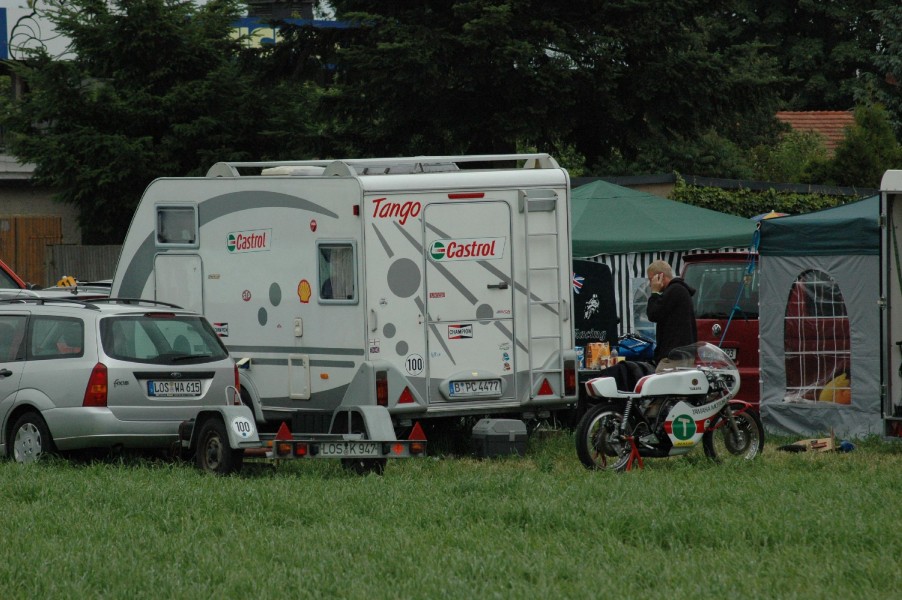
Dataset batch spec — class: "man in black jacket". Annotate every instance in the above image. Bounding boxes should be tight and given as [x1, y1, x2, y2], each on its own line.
[646, 260, 697, 364]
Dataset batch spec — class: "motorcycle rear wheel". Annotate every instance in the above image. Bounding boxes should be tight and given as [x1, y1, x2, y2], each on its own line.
[575, 402, 633, 471]
[702, 409, 764, 462]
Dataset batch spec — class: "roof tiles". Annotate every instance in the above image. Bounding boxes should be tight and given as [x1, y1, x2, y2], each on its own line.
[776, 111, 855, 153]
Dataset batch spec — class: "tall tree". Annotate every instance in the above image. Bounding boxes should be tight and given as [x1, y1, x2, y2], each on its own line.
[324, 1, 784, 174]
[0, 0, 277, 243]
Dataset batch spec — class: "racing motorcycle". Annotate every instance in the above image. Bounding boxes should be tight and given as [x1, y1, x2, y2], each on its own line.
[575, 342, 763, 471]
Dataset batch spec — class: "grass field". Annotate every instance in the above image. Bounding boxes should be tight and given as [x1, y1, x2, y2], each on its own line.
[1, 431, 900, 598]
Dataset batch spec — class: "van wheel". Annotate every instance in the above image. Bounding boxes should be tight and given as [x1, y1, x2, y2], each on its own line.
[195, 418, 243, 475]
[10, 412, 55, 464]
[341, 458, 386, 476]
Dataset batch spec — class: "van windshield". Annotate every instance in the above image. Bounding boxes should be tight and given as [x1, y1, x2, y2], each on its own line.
[683, 261, 759, 319]
[100, 315, 229, 364]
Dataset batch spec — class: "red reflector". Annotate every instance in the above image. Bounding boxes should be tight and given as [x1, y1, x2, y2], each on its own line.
[538, 378, 553, 396]
[408, 421, 427, 441]
[275, 421, 292, 440]
[392, 443, 404, 455]
[376, 371, 388, 406]
[295, 443, 308, 457]
[398, 387, 415, 404]
[353, 205, 360, 216]
[83, 363, 108, 407]
[448, 192, 485, 199]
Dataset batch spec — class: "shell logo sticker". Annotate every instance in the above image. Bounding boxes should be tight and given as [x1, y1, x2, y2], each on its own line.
[298, 280, 312, 303]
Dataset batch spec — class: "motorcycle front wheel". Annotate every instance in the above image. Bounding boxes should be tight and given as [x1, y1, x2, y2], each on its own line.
[702, 409, 764, 463]
[575, 402, 633, 471]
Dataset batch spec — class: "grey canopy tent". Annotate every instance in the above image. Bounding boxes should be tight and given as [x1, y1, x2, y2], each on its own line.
[571, 180, 757, 336]
[758, 195, 881, 438]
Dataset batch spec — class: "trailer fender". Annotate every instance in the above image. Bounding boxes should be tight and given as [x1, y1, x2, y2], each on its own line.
[329, 405, 398, 441]
[339, 360, 426, 413]
[182, 406, 261, 451]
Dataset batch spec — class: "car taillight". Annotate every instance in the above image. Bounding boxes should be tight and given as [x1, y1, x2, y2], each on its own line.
[83, 363, 108, 407]
[234, 364, 241, 393]
[376, 371, 388, 406]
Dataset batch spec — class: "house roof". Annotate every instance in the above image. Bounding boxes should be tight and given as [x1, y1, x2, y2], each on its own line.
[775, 111, 855, 152]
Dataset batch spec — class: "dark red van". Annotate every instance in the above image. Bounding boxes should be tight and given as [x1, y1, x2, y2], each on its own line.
[681, 252, 760, 408]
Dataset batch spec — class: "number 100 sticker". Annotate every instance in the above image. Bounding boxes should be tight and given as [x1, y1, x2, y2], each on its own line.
[405, 354, 424, 376]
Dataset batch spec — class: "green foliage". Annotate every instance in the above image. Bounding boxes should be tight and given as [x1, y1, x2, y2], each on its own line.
[801, 104, 902, 188]
[0, 0, 323, 243]
[748, 130, 830, 183]
[670, 176, 845, 218]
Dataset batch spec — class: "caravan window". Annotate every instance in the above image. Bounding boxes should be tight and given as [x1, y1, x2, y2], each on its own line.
[318, 242, 357, 303]
[156, 206, 198, 247]
[783, 270, 851, 404]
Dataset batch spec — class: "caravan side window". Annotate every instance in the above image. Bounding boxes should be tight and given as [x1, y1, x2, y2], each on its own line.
[156, 206, 198, 247]
[318, 242, 357, 303]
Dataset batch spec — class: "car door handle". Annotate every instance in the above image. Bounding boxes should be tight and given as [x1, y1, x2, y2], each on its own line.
[487, 282, 509, 290]
[0, 369, 12, 378]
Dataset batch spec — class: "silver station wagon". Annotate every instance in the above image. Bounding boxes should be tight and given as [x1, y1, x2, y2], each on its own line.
[0, 298, 238, 463]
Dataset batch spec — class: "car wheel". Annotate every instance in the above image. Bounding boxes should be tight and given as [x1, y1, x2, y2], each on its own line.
[10, 412, 55, 464]
[195, 417, 244, 475]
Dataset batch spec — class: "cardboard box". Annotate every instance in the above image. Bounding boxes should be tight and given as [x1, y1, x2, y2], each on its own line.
[471, 418, 527, 458]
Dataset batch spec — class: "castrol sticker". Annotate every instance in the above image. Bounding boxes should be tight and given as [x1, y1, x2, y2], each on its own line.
[429, 238, 506, 261]
[227, 229, 271, 253]
[231, 416, 255, 438]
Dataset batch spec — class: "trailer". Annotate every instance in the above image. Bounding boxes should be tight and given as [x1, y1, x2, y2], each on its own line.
[111, 154, 578, 448]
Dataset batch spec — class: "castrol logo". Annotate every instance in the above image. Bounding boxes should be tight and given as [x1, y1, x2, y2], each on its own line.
[429, 238, 506, 261]
[227, 229, 271, 253]
[371, 197, 421, 225]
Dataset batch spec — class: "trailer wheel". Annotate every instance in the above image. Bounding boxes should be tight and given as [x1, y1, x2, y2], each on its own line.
[341, 458, 386, 476]
[195, 417, 244, 475]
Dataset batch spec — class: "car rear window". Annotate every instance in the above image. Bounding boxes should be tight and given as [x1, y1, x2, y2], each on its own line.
[683, 261, 759, 319]
[100, 315, 228, 364]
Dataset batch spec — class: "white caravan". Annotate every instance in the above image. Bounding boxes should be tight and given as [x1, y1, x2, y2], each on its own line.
[111, 154, 578, 436]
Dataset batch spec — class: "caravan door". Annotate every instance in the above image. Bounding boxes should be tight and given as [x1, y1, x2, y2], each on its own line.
[424, 201, 516, 403]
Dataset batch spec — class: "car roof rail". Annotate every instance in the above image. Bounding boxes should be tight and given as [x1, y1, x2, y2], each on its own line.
[0, 296, 102, 310]
[88, 298, 185, 309]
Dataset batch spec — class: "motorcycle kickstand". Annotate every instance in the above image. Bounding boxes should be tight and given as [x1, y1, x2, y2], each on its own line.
[624, 436, 644, 471]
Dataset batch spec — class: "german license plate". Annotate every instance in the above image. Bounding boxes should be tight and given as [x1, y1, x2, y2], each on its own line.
[723, 348, 738, 360]
[449, 379, 501, 397]
[147, 380, 201, 397]
[317, 441, 380, 457]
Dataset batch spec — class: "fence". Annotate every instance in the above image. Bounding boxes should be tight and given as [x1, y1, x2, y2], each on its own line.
[44, 244, 121, 286]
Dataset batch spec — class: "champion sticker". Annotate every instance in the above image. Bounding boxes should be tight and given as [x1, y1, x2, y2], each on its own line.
[448, 324, 473, 339]
[213, 323, 229, 337]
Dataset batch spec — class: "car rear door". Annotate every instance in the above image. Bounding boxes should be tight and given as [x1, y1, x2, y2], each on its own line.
[0, 313, 28, 416]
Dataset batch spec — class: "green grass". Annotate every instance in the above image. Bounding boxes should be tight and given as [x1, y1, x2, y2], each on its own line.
[1, 433, 901, 598]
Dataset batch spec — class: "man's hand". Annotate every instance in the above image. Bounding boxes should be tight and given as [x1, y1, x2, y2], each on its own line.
[650, 272, 665, 293]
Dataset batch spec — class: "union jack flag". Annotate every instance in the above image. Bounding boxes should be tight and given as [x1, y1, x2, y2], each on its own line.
[572, 273, 584, 294]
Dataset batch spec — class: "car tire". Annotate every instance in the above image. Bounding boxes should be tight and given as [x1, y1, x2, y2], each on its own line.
[195, 417, 244, 475]
[9, 411, 55, 464]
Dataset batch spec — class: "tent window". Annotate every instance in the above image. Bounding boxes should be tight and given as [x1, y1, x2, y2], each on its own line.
[783, 270, 851, 404]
